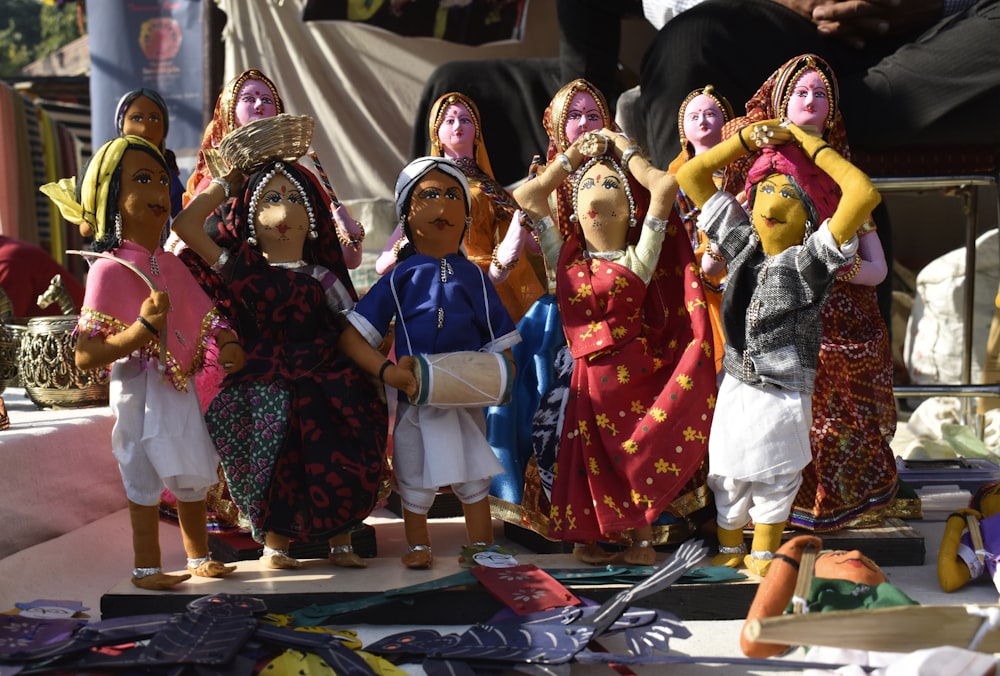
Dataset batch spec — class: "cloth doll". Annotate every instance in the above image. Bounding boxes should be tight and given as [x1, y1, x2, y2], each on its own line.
[512, 128, 716, 566]
[676, 119, 881, 576]
[669, 85, 735, 375]
[741, 534, 918, 660]
[339, 156, 521, 569]
[732, 54, 898, 531]
[376, 92, 544, 322]
[484, 79, 618, 509]
[183, 68, 283, 206]
[939, 482, 1000, 593]
[40, 136, 242, 590]
[170, 128, 387, 570]
[114, 88, 185, 218]
[667, 85, 733, 372]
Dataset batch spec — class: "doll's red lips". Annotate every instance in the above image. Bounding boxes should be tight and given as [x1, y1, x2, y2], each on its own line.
[432, 218, 453, 229]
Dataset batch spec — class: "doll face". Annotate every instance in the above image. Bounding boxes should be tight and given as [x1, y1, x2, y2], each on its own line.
[576, 159, 629, 241]
[751, 173, 808, 255]
[253, 173, 310, 255]
[564, 91, 603, 145]
[234, 78, 278, 127]
[121, 95, 166, 148]
[785, 69, 830, 131]
[117, 148, 170, 244]
[407, 169, 467, 257]
[683, 94, 724, 155]
[814, 549, 887, 587]
[436, 102, 476, 159]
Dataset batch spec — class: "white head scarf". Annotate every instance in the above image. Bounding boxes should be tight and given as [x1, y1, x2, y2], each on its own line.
[394, 156, 471, 222]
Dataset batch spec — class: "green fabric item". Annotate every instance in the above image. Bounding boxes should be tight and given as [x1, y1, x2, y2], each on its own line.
[785, 579, 920, 615]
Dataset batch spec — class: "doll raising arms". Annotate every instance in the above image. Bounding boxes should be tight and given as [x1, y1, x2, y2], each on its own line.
[676, 120, 880, 575]
[171, 145, 387, 571]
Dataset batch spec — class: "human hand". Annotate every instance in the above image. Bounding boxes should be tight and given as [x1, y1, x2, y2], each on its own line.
[811, 0, 942, 48]
[139, 290, 170, 333]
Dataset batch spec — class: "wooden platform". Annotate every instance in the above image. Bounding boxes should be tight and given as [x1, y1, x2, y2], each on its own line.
[504, 518, 926, 567]
[100, 550, 762, 623]
[100, 515, 924, 623]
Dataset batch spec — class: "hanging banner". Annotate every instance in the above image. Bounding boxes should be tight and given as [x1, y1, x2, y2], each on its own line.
[87, 1, 203, 160]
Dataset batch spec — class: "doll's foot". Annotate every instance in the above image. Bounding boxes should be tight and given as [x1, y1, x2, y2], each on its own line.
[712, 543, 746, 568]
[623, 540, 657, 566]
[744, 551, 775, 577]
[261, 547, 302, 570]
[459, 542, 516, 567]
[187, 557, 237, 578]
[573, 543, 616, 565]
[330, 545, 367, 568]
[402, 545, 433, 569]
[131, 567, 191, 590]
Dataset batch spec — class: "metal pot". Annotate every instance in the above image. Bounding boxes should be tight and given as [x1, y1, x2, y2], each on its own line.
[0, 319, 27, 394]
[18, 315, 109, 409]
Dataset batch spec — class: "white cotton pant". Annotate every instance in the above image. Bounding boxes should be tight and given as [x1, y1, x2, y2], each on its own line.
[110, 360, 220, 506]
[392, 401, 501, 514]
[708, 469, 803, 530]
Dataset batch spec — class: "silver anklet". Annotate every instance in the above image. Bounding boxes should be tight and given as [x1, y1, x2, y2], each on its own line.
[750, 549, 775, 561]
[717, 544, 746, 555]
[331, 544, 354, 555]
[132, 566, 162, 579]
[262, 546, 290, 557]
[408, 544, 432, 553]
[187, 556, 211, 568]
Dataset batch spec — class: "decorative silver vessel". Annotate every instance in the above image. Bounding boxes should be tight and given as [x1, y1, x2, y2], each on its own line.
[0, 319, 26, 394]
[18, 315, 109, 409]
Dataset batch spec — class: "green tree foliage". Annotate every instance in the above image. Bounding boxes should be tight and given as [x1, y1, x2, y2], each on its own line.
[0, 0, 82, 78]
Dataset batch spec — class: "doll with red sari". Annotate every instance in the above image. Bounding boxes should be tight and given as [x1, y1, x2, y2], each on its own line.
[513, 128, 716, 565]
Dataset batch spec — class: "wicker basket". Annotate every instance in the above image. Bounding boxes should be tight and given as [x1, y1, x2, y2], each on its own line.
[218, 113, 314, 173]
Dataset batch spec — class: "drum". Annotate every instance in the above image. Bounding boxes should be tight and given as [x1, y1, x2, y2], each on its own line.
[18, 315, 109, 409]
[409, 351, 514, 408]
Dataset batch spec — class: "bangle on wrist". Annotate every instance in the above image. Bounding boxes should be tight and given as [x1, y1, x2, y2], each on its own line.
[705, 246, 726, 263]
[136, 315, 159, 338]
[210, 177, 231, 199]
[772, 552, 800, 570]
[491, 244, 519, 272]
[378, 359, 393, 382]
[738, 130, 753, 153]
[837, 254, 863, 282]
[337, 220, 366, 251]
[556, 152, 573, 174]
[811, 144, 834, 162]
[621, 145, 641, 175]
[210, 249, 230, 273]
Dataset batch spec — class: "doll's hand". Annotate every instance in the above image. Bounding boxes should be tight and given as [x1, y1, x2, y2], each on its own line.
[218, 341, 246, 373]
[139, 290, 170, 333]
[786, 123, 834, 161]
[701, 242, 727, 277]
[747, 119, 793, 148]
[577, 130, 611, 158]
[220, 166, 245, 198]
[389, 355, 419, 398]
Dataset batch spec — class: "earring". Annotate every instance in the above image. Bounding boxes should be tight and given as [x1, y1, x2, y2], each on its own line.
[114, 211, 123, 244]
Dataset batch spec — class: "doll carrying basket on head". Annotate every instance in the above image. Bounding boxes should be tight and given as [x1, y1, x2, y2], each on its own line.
[218, 113, 314, 173]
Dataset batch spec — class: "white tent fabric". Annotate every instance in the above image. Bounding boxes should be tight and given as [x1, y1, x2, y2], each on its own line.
[216, 0, 559, 204]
